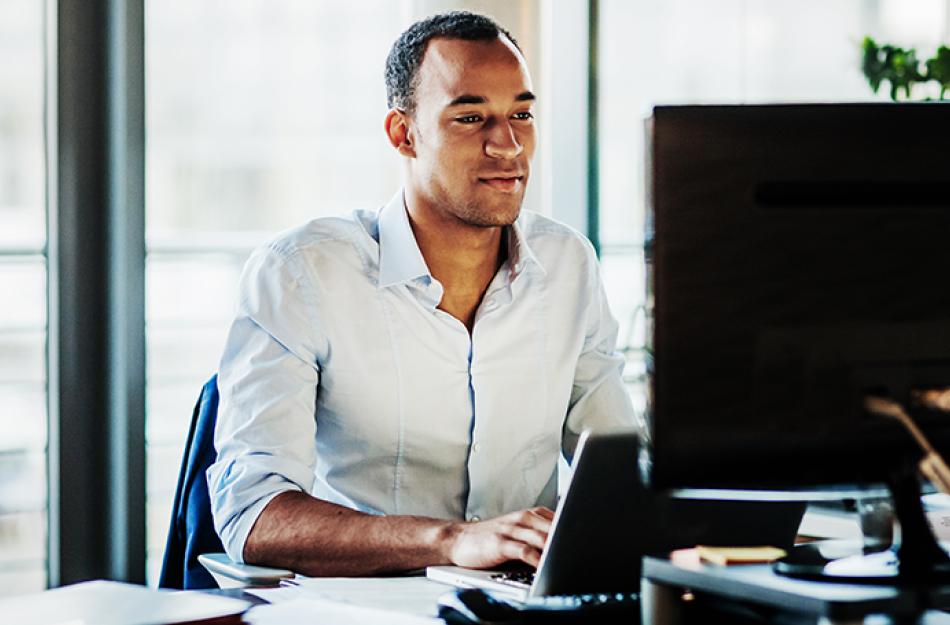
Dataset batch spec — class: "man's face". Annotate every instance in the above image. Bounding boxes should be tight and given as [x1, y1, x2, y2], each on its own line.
[405, 35, 536, 228]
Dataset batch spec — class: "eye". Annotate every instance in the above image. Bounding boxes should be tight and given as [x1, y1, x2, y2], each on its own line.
[512, 111, 534, 121]
[455, 114, 483, 124]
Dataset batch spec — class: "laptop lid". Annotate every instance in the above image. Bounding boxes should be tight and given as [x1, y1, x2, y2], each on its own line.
[529, 429, 642, 596]
[534, 429, 806, 596]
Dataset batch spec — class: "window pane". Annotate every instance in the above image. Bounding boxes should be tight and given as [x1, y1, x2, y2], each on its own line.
[145, 1, 405, 236]
[0, 0, 47, 597]
[0, 0, 45, 249]
[144, 252, 246, 583]
[0, 264, 47, 598]
[0, 451, 47, 596]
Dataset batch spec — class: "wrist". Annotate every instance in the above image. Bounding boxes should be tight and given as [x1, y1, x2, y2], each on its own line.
[435, 519, 464, 564]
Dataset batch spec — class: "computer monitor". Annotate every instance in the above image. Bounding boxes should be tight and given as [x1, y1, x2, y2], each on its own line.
[643, 103, 950, 582]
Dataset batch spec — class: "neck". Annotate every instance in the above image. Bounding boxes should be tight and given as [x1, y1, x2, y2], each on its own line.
[407, 206, 506, 289]
[404, 189, 509, 330]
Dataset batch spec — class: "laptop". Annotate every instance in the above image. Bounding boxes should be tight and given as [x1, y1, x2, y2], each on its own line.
[426, 429, 805, 600]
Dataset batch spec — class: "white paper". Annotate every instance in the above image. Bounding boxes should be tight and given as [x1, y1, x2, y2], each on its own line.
[244, 596, 443, 625]
[245, 585, 303, 604]
[284, 575, 454, 617]
[924, 492, 950, 511]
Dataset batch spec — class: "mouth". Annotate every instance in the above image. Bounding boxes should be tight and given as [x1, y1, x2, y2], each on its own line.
[478, 175, 525, 194]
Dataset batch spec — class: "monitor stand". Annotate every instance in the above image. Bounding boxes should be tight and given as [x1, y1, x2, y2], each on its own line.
[775, 461, 950, 584]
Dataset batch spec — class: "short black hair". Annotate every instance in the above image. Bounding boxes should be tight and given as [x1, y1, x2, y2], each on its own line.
[385, 11, 521, 114]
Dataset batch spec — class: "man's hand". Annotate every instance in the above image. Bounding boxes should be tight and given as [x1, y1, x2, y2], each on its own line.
[444, 507, 555, 569]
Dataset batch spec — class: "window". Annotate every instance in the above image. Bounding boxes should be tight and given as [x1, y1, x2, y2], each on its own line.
[0, 0, 47, 597]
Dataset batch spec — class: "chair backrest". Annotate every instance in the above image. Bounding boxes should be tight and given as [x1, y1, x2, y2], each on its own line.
[159, 374, 225, 589]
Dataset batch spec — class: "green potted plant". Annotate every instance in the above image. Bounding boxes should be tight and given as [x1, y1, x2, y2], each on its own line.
[862, 36, 950, 100]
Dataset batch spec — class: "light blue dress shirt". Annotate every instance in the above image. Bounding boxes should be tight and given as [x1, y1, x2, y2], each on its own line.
[207, 191, 635, 563]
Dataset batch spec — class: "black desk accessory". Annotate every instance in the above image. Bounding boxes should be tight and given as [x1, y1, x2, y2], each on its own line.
[436, 588, 640, 624]
[775, 395, 950, 584]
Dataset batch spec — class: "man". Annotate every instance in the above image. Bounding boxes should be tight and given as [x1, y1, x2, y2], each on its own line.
[208, 11, 634, 577]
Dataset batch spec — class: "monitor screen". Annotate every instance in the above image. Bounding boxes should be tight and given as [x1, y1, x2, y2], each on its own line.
[644, 103, 950, 491]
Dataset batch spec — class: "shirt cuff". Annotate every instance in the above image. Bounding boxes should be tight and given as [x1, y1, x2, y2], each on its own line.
[222, 487, 300, 565]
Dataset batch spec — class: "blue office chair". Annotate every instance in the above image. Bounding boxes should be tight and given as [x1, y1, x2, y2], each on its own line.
[159, 375, 227, 589]
[159, 374, 291, 589]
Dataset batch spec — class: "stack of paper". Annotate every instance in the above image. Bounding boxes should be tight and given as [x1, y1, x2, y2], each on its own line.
[244, 597, 442, 625]
[0, 580, 250, 625]
[245, 576, 450, 625]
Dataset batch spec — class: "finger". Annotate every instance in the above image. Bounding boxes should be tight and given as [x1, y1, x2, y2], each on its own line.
[506, 525, 549, 552]
[515, 509, 553, 533]
[532, 507, 555, 520]
[501, 539, 542, 568]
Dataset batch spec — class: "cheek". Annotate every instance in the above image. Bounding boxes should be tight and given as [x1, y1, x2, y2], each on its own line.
[437, 138, 481, 173]
[417, 124, 484, 178]
[419, 143, 471, 188]
[520, 127, 538, 157]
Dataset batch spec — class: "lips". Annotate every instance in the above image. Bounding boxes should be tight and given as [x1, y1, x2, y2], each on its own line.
[478, 174, 525, 193]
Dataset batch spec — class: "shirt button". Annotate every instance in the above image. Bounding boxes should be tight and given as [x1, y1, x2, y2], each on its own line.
[469, 515, 481, 522]
[472, 442, 481, 454]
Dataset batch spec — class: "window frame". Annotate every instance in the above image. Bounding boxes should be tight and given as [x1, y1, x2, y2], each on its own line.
[47, 0, 146, 585]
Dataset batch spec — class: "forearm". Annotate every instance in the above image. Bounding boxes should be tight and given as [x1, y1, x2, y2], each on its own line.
[243, 490, 460, 576]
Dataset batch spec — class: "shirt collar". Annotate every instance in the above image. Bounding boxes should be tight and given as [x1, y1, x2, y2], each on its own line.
[377, 190, 432, 289]
[508, 217, 547, 278]
[377, 189, 548, 288]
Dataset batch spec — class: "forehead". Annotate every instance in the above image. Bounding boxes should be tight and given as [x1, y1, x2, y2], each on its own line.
[415, 36, 533, 105]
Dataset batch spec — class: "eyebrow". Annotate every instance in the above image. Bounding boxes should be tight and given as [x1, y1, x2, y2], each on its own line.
[446, 91, 536, 107]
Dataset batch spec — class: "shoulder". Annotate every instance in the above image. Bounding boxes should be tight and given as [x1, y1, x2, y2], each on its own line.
[262, 209, 377, 259]
[247, 209, 379, 276]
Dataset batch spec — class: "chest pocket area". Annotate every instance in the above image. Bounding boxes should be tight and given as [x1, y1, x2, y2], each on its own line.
[317, 367, 399, 461]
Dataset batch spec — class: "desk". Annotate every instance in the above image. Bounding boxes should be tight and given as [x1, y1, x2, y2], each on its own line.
[643, 555, 950, 625]
[219, 579, 639, 625]
[14, 573, 950, 625]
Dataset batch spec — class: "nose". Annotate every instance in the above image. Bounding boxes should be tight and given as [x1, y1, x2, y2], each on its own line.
[484, 120, 523, 160]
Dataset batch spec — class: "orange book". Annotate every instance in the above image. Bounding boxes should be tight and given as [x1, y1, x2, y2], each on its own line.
[696, 545, 787, 566]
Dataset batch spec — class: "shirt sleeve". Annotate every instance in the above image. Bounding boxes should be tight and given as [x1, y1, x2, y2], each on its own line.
[562, 241, 642, 462]
[206, 244, 324, 563]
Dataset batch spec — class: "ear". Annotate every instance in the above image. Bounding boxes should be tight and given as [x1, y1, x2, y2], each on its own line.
[384, 108, 416, 158]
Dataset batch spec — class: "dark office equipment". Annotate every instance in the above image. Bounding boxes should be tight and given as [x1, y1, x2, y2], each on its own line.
[159, 375, 225, 590]
[436, 588, 642, 624]
[643, 103, 950, 582]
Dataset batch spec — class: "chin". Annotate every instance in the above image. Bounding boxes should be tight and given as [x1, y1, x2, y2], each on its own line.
[461, 196, 523, 227]
[463, 208, 521, 228]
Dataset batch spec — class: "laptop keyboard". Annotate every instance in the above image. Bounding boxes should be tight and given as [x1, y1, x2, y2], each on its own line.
[490, 571, 535, 588]
[517, 592, 640, 611]
[438, 588, 641, 621]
